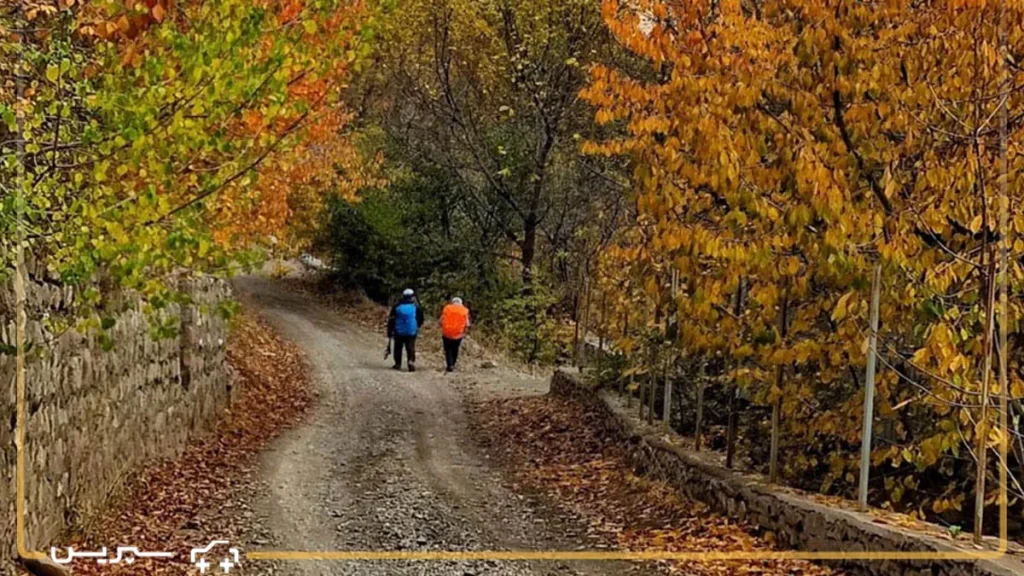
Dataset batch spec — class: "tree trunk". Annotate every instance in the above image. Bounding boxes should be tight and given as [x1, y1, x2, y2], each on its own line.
[663, 355, 672, 431]
[975, 245, 997, 542]
[998, 134, 1010, 542]
[624, 310, 632, 406]
[769, 286, 791, 485]
[598, 293, 607, 371]
[726, 280, 745, 469]
[572, 290, 580, 366]
[647, 347, 657, 425]
[521, 216, 537, 290]
[638, 368, 646, 420]
[726, 385, 738, 469]
[522, 215, 539, 362]
[578, 271, 592, 372]
[858, 263, 882, 509]
[695, 360, 705, 451]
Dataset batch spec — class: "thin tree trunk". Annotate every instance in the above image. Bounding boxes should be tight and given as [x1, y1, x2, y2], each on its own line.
[972, 65, 996, 541]
[998, 250, 1009, 544]
[638, 361, 646, 421]
[726, 281, 744, 469]
[726, 385, 738, 469]
[647, 367, 657, 425]
[663, 355, 672, 431]
[769, 286, 791, 484]
[664, 269, 677, 432]
[695, 360, 705, 451]
[624, 310, 632, 406]
[14, 43, 30, 558]
[769, 394, 782, 482]
[598, 293, 607, 371]
[975, 246, 997, 543]
[572, 289, 580, 366]
[647, 347, 657, 425]
[647, 292, 663, 426]
[618, 309, 626, 399]
[997, 94, 1010, 543]
[580, 274, 592, 372]
[522, 216, 539, 362]
[858, 263, 882, 509]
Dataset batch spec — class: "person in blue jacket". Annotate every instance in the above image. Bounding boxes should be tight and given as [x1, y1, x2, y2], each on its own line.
[387, 288, 425, 372]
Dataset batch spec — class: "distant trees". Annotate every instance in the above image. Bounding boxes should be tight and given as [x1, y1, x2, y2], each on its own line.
[336, 0, 630, 359]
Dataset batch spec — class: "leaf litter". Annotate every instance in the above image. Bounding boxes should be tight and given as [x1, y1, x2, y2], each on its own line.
[58, 311, 316, 576]
[469, 395, 838, 576]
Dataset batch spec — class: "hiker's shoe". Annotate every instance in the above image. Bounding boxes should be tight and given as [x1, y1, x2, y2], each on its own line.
[392, 364, 402, 371]
[408, 364, 417, 372]
[445, 366, 454, 373]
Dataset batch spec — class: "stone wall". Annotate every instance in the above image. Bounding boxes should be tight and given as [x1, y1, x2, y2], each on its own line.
[1, 275, 233, 572]
[550, 370, 1024, 576]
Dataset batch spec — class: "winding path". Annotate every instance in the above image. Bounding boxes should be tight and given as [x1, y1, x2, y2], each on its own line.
[234, 276, 648, 576]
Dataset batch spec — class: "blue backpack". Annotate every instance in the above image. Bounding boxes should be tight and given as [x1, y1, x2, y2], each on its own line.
[394, 302, 419, 337]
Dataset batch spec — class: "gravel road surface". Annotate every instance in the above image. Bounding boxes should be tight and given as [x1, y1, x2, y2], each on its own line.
[234, 277, 648, 576]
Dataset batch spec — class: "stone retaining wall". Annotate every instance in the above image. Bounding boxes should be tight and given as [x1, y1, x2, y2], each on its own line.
[1, 275, 233, 573]
[549, 369, 1024, 576]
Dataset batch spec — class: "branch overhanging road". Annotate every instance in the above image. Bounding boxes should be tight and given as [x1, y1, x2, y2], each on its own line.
[234, 276, 648, 576]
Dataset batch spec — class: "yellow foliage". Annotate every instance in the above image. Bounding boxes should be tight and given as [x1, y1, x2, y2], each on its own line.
[583, 0, 1024, 510]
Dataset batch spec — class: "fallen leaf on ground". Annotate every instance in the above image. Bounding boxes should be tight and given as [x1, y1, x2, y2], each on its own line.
[55, 312, 316, 576]
[468, 396, 837, 576]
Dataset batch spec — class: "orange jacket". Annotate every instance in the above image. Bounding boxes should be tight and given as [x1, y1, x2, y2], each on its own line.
[440, 303, 470, 339]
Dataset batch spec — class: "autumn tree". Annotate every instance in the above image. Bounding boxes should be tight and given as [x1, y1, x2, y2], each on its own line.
[585, 0, 1023, 533]
[1, 0, 369, 310]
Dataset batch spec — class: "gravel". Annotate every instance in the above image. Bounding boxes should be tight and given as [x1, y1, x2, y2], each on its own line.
[234, 277, 650, 576]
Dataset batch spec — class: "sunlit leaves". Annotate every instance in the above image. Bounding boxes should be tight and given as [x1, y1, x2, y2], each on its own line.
[1, 0, 371, 303]
[584, 0, 1024, 515]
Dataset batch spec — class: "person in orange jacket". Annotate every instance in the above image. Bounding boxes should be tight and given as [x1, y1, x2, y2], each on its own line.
[439, 297, 471, 372]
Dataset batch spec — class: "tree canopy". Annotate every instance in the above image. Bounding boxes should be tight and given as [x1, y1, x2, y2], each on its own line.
[2, 0, 370, 303]
[583, 0, 1023, 528]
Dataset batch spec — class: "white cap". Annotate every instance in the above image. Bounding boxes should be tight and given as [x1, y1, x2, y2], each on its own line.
[452, 297, 463, 305]
[403, 289, 414, 297]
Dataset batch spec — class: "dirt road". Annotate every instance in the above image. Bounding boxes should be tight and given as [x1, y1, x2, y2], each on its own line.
[234, 277, 645, 576]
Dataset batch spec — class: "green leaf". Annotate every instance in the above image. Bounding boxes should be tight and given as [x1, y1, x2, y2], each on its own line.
[99, 333, 115, 352]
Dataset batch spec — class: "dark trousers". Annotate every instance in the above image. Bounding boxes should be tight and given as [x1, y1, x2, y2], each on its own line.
[443, 337, 463, 370]
[393, 335, 417, 368]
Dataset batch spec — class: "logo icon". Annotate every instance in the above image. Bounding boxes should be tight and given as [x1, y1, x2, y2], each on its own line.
[189, 541, 241, 574]
[50, 546, 175, 566]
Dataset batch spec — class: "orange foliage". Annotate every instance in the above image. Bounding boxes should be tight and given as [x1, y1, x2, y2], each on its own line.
[78, 0, 379, 253]
[203, 0, 383, 250]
